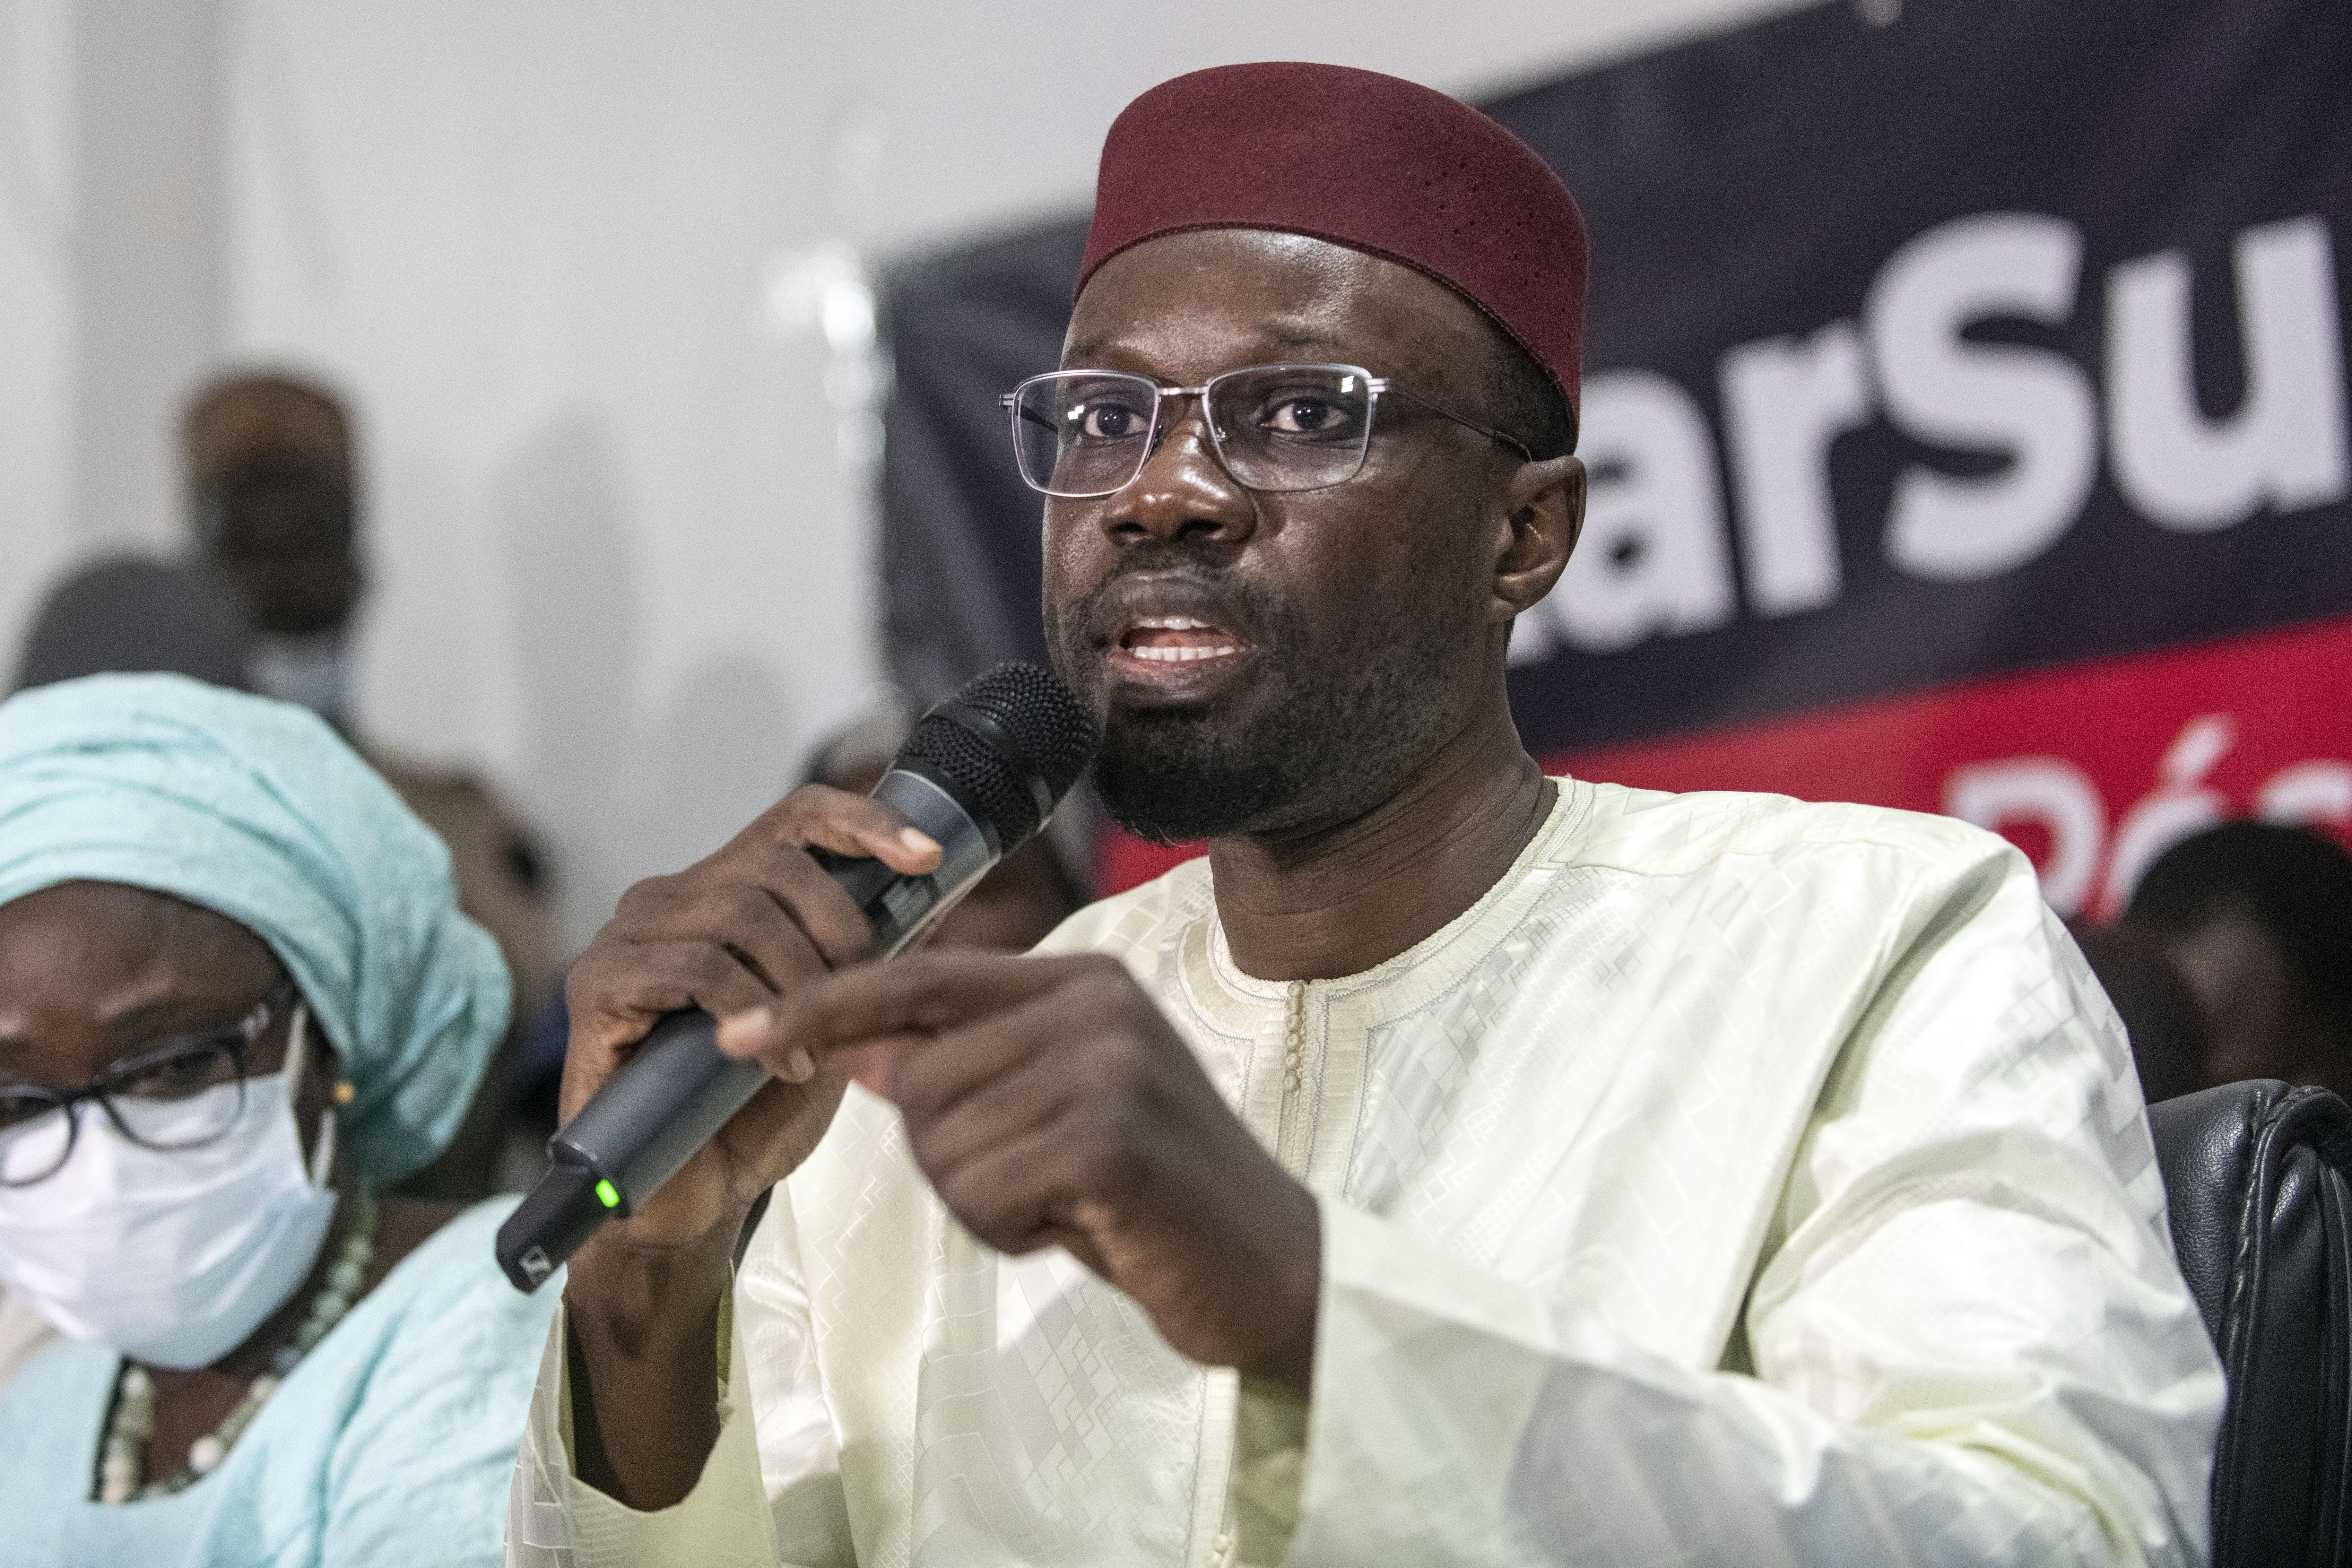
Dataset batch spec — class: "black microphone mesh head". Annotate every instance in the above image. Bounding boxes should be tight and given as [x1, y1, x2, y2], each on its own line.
[901, 663, 1099, 849]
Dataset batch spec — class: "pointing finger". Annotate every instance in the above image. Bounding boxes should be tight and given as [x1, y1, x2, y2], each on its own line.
[735, 952, 1117, 1067]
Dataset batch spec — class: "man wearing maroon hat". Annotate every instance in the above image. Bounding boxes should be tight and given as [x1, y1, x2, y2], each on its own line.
[509, 64, 2219, 1567]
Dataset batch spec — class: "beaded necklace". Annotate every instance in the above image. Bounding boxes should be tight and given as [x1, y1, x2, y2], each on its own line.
[97, 1186, 377, 1505]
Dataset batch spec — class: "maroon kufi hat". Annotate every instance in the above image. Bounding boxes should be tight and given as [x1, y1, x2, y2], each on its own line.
[1078, 62, 1588, 438]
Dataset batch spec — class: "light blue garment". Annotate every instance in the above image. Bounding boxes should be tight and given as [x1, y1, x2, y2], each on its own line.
[0, 673, 508, 1184]
[0, 1198, 557, 1568]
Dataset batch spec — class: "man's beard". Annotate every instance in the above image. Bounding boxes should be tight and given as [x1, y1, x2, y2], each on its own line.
[1051, 558, 1472, 847]
[1089, 704, 1290, 845]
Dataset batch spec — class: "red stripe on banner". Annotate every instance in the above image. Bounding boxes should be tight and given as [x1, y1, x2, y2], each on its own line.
[1545, 616, 2352, 919]
[1093, 616, 2352, 912]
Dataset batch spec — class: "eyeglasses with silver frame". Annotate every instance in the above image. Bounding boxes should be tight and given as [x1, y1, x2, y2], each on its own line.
[0, 979, 298, 1188]
[1000, 362, 1533, 499]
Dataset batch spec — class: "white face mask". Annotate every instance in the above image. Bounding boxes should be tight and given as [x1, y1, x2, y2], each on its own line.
[0, 1005, 340, 1369]
[247, 635, 350, 726]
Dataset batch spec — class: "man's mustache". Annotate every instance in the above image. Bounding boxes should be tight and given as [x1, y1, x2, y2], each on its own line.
[1062, 546, 1281, 654]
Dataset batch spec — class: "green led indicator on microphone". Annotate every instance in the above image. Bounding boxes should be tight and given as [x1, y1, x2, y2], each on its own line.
[595, 1179, 620, 1209]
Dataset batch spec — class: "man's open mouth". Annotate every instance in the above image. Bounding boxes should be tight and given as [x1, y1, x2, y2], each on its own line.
[1117, 616, 1246, 664]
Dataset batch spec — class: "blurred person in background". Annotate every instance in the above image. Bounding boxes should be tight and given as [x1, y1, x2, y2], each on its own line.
[0, 674, 556, 1565]
[184, 374, 362, 724]
[181, 371, 561, 1198]
[2068, 919, 2214, 1105]
[12, 557, 254, 696]
[2125, 821, 2352, 1097]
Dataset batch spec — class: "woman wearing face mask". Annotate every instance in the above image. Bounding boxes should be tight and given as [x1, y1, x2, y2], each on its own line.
[0, 673, 556, 1565]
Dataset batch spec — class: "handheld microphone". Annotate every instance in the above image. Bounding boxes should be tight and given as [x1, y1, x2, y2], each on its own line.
[496, 662, 1099, 1293]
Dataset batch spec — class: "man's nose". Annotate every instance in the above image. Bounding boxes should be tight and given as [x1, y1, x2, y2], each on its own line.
[1106, 398, 1257, 547]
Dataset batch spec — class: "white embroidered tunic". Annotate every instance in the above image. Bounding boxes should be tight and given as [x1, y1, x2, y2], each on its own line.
[508, 780, 2224, 1567]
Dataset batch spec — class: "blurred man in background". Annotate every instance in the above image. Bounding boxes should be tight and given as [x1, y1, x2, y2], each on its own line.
[12, 557, 254, 697]
[2069, 918, 2215, 1106]
[2125, 821, 2352, 1097]
[182, 372, 562, 1198]
[184, 376, 364, 723]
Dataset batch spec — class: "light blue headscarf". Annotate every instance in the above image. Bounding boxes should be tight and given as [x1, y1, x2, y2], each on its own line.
[0, 673, 509, 1184]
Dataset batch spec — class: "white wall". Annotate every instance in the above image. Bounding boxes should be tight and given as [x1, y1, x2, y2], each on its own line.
[7, 0, 1824, 949]
[77, 0, 226, 554]
[0, 0, 79, 660]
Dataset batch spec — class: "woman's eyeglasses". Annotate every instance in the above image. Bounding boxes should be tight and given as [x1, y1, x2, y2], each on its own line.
[999, 362, 1532, 499]
[0, 980, 297, 1188]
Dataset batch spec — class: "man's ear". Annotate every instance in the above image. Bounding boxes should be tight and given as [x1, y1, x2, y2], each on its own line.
[1490, 454, 1584, 621]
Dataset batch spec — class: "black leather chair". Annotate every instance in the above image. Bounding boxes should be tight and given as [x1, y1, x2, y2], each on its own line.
[2150, 1080, 2352, 1567]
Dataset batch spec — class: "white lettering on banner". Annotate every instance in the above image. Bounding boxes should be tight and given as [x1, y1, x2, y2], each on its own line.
[1517, 211, 2348, 665]
[1943, 756, 2107, 916]
[2256, 760, 2352, 829]
[2108, 215, 2352, 531]
[1947, 713, 2352, 919]
[1865, 213, 2101, 582]
[1525, 370, 1736, 655]
[1721, 321, 1872, 616]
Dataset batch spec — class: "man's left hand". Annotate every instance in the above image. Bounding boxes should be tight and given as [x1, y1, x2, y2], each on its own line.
[724, 950, 1321, 1393]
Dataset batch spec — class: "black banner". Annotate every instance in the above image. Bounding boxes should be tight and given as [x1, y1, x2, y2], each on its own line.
[1485, 0, 2352, 754]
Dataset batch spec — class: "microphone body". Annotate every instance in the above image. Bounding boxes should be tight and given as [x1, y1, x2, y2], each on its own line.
[497, 665, 1096, 1293]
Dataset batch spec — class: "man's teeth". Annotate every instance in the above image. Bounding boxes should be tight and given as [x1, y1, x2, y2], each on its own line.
[1125, 614, 1241, 662]
[1130, 644, 1240, 661]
